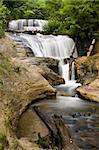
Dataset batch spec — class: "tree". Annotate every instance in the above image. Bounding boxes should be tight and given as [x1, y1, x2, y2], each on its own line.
[45, 0, 99, 38]
[44, 0, 99, 55]
[45, 0, 63, 18]
[3, 0, 47, 20]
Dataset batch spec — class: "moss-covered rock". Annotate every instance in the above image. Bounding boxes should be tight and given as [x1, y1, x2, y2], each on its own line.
[0, 132, 8, 150]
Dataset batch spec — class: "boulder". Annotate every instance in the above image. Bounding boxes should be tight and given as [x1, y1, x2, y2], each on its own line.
[75, 53, 99, 102]
[17, 57, 65, 86]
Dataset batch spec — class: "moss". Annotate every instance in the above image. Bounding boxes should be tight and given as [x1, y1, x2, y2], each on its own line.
[0, 133, 6, 144]
[37, 133, 51, 149]
[0, 133, 8, 149]
[11, 139, 18, 150]
[0, 53, 13, 78]
[0, 143, 3, 150]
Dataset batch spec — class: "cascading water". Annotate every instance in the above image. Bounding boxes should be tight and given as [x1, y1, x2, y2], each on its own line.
[18, 33, 78, 85]
[9, 28, 80, 89]
[71, 61, 75, 80]
[59, 59, 70, 82]
[8, 19, 77, 82]
[9, 19, 48, 31]
[19, 33, 77, 58]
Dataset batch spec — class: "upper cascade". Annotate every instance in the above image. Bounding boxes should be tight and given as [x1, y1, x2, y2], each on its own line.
[19, 33, 78, 59]
[8, 19, 48, 31]
[10, 32, 78, 82]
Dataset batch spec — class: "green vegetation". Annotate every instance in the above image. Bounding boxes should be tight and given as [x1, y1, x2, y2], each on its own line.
[0, 132, 8, 150]
[3, 0, 47, 19]
[44, 0, 99, 40]
[10, 139, 18, 150]
[0, 1, 8, 37]
[0, 0, 98, 42]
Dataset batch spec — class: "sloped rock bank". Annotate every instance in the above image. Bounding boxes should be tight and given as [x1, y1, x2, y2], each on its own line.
[0, 35, 64, 149]
[16, 57, 65, 86]
[75, 53, 99, 102]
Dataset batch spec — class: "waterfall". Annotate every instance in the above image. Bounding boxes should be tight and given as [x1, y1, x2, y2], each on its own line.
[59, 59, 70, 81]
[8, 19, 81, 87]
[17, 33, 78, 83]
[59, 60, 75, 83]
[9, 19, 48, 31]
[62, 63, 70, 81]
[19, 33, 77, 58]
[10, 32, 78, 84]
[71, 61, 75, 80]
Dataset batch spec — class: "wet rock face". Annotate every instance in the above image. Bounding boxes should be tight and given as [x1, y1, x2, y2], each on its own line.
[30, 57, 59, 74]
[18, 57, 65, 86]
[75, 53, 99, 102]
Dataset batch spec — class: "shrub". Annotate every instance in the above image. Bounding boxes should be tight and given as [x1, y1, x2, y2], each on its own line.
[0, 2, 9, 37]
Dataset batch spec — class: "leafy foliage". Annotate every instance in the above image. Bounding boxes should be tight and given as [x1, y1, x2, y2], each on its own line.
[0, 1, 9, 37]
[0, 3, 5, 37]
[3, 0, 47, 19]
[45, 0, 99, 40]
[0, 0, 99, 41]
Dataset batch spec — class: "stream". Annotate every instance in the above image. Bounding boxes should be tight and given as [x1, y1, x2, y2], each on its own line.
[8, 29, 99, 149]
[17, 84, 99, 150]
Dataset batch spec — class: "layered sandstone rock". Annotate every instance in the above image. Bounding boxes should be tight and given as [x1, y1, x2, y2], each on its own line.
[0, 35, 64, 149]
[75, 53, 99, 102]
[16, 57, 65, 86]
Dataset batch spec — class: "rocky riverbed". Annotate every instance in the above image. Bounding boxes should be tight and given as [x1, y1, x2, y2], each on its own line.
[17, 96, 99, 150]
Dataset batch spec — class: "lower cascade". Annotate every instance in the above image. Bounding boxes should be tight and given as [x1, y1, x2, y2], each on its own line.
[13, 33, 79, 84]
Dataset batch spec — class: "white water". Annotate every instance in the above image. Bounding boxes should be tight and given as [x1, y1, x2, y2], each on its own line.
[19, 33, 77, 59]
[10, 31, 81, 88]
[18, 33, 78, 83]
[58, 60, 81, 95]
[59, 60, 70, 82]
[9, 19, 48, 31]
[8, 19, 81, 89]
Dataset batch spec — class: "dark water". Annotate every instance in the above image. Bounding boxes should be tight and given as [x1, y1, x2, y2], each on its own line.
[31, 96, 99, 150]
[17, 83, 99, 150]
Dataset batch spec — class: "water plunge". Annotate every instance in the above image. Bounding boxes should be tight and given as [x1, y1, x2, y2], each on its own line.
[18, 33, 78, 84]
[9, 19, 78, 83]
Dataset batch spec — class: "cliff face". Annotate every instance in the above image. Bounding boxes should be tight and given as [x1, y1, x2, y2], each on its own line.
[75, 53, 99, 102]
[0, 35, 64, 149]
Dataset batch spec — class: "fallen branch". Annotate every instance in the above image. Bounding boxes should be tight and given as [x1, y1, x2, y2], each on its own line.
[87, 39, 95, 56]
[33, 106, 80, 150]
